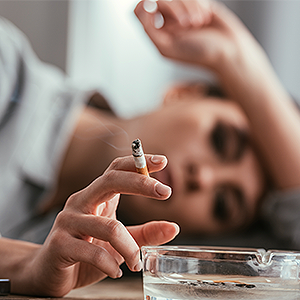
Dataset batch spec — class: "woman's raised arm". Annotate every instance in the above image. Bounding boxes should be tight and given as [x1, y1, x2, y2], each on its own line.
[135, 0, 300, 191]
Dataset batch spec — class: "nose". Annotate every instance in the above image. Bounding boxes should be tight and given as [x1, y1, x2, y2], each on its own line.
[186, 163, 216, 192]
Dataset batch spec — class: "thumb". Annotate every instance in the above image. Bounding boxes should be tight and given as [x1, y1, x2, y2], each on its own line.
[127, 221, 180, 247]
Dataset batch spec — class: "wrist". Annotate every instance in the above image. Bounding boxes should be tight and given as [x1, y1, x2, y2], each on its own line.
[0, 238, 41, 295]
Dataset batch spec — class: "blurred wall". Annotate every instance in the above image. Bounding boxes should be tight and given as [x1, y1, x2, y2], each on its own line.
[225, 0, 300, 103]
[0, 0, 69, 72]
[1, 0, 299, 110]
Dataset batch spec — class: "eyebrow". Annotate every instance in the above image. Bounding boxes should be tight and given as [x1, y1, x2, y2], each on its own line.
[213, 122, 249, 162]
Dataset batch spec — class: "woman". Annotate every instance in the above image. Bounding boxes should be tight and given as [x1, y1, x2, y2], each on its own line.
[131, 0, 300, 246]
[1, 0, 300, 248]
[54, 0, 300, 243]
[2, 0, 300, 296]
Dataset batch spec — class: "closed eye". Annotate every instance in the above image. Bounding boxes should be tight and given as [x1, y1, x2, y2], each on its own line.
[213, 191, 230, 222]
[213, 185, 248, 226]
[210, 122, 226, 159]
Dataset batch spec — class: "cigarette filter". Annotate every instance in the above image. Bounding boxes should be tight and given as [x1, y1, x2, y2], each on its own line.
[132, 138, 149, 176]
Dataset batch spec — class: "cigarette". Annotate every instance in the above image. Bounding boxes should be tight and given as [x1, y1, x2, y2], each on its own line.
[131, 138, 149, 176]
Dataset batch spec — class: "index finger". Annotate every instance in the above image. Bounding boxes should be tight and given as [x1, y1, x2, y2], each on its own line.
[105, 154, 168, 174]
[157, 0, 191, 27]
[66, 156, 172, 213]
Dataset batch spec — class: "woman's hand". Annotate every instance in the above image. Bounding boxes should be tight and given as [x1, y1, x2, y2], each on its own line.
[136, 0, 300, 192]
[10, 155, 179, 297]
[135, 0, 268, 80]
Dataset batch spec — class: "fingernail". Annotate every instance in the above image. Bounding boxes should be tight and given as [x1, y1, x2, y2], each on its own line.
[117, 268, 123, 278]
[154, 12, 164, 29]
[155, 182, 172, 197]
[134, 260, 143, 272]
[143, 0, 157, 13]
[151, 155, 167, 164]
[170, 223, 180, 235]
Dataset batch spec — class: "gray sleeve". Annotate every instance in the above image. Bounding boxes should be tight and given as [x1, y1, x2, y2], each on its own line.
[0, 17, 91, 187]
[0, 18, 24, 121]
[261, 188, 300, 249]
[0, 17, 95, 242]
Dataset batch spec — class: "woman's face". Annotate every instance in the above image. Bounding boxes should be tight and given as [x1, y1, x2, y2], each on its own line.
[124, 89, 265, 235]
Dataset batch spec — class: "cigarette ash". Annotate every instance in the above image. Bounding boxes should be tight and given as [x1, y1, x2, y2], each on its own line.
[171, 279, 256, 298]
[147, 280, 258, 299]
[132, 138, 144, 157]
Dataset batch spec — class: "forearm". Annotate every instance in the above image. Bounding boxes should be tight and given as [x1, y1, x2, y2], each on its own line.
[171, 0, 300, 190]
[219, 47, 300, 189]
[0, 238, 40, 295]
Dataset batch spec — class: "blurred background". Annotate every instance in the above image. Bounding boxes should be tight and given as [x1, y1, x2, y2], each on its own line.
[1, 0, 299, 118]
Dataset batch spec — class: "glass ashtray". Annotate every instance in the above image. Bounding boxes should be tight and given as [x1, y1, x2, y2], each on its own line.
[141, 245, 300, 300]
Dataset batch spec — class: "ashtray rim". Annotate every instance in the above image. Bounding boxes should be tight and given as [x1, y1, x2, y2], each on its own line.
[141, 245, 300, 264]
